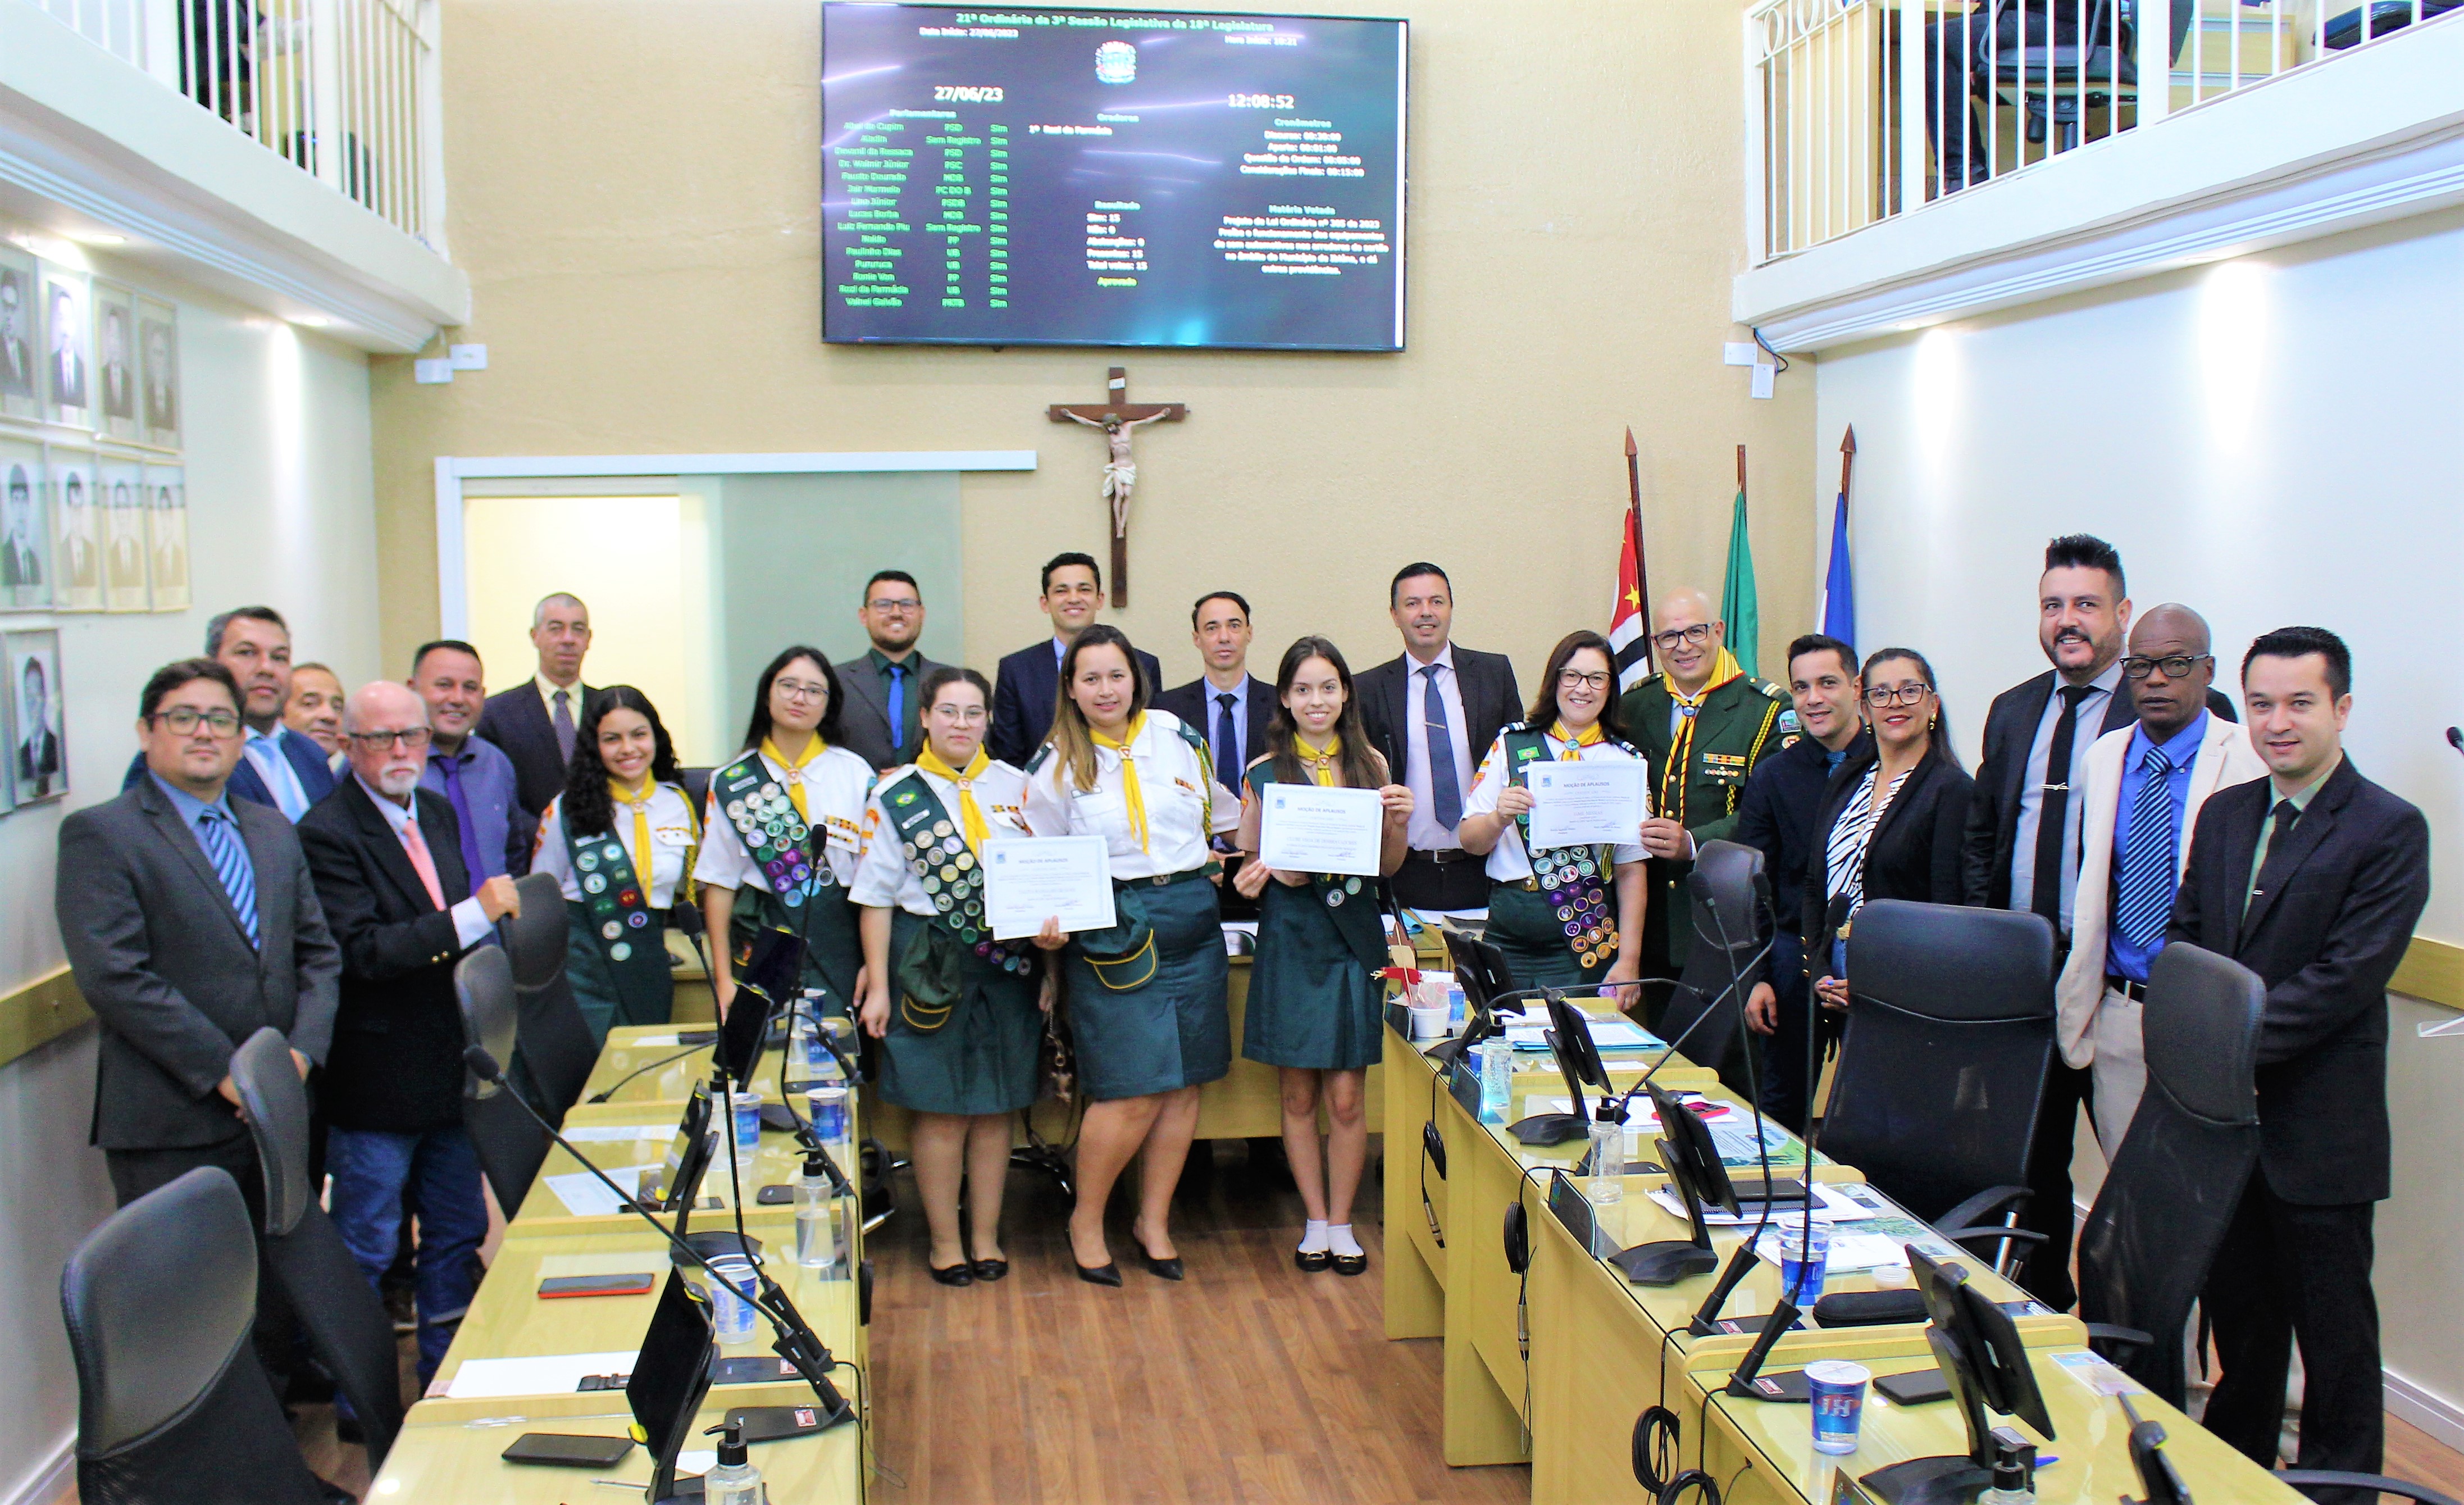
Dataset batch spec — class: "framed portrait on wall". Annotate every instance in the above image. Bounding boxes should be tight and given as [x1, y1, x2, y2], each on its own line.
[94, 282, 139, 441]
[7, 628, 64, 803]
[1, 437, 48, 612]
[42, 267, 91, 428]
[49, 447, 100, 611]
[147, 465, 188, 613]
[101, 454, 148, 611]
[138, 296, 178, 449]
[0, 242, 37, 421]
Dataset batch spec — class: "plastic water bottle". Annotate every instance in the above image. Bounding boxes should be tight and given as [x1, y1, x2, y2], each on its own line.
[1476, 1040, 1513, 1124]
[701, 1418, 764, 1505]
[793, 1153, 849, 1276]
[1586, 1119, 1625, 1206]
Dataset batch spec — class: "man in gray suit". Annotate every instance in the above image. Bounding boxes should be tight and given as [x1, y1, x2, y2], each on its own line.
[834, 570, 949, 771]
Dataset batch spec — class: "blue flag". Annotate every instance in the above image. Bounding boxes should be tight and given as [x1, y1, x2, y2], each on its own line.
[1820, 491, 1855, 651]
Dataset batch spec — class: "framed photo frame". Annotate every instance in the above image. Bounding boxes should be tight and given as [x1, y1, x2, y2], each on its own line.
[42, 267, 92, 428]
[0, 436, 49, 612]
[146, 464, 188, 613]
[7, 627, 65, 803]
[49, 445, 101, 612]
[0, 242, 37, 421]
[138, 295, 179, 449]
[101, 453, 148, 611]
[94, 282, 139, 442]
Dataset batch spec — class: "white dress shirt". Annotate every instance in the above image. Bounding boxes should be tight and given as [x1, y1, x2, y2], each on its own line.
[356, 775, 493, 947]
[534, 672, 585, 723]
[243, 725, 312, 821]
[535, 783, 698, 907]
[1461, 730, 1652, 883]
[1021, 710, 1240, 880]
[1401, 645, 1475, 852]
[2010, 658, 2123, 930]
[851, 760, 1032, 915]
[693, 743, 876, 892]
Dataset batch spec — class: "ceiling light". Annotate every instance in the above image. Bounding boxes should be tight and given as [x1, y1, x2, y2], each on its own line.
[295, 315, 333, 328]
[75, 233, 127, 245]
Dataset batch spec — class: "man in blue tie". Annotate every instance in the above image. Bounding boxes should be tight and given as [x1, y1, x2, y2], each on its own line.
[834, 571, 949, 771]
[1156, 590, 1273, 915]
[2055, 604, 2265, 1156]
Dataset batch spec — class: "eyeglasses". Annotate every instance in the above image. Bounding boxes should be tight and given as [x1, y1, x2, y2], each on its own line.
[773, 679, 830, 703]
[2122, 653, 2212, 681]
[866, 598, 922, 615]
[1650, 623, 1715, 651]
[929, 705, 988, 724]
[349, 728, 432, 751]
[151, 707, 240, 736]
[1863, 684, 1933, 708]
[1557, 669, 1611, 692]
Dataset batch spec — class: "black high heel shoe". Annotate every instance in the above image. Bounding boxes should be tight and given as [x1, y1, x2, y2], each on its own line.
[928, 1261, 974, 1287]
[1074, 1260, 1123, 1288]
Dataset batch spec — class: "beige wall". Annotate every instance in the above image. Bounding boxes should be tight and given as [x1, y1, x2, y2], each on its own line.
[372, 0, 1816, 698]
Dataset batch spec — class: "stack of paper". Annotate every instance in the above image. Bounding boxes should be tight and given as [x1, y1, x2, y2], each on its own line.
[443, 1351, 640, 1399]
[545, 1163, 648, 1216]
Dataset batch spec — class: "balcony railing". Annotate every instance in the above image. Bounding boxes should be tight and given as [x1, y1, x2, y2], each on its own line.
[1748, 0, 2462, 262]
[22, 0, 444, 251]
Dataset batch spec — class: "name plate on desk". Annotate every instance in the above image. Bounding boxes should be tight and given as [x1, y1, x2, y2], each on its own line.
[1545, 1169, 1621, 1260]
[1447, 1058, 1483, 1118]
[1386, 999, 1416, 1040]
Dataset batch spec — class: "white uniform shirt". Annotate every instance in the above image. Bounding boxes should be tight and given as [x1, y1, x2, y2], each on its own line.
[535, 783, 698, 907]
[1461, 729, 1652, 883]
[1020, 710, 1239, 880]
[693, 743, 875, 892]
[851, 760, 1032, 917]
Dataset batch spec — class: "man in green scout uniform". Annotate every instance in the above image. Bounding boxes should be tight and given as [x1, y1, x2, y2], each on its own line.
[1617, 585, 1794, 979]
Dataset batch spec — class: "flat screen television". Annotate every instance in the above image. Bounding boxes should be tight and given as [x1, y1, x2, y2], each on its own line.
[822, 3, 1408, 351]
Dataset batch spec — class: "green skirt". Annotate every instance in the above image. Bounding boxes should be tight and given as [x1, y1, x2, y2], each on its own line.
[564, 898, 675, 1047]
[1064, 874, 1230, 1101]
[730, 880, 863, 1020]
[1486, 881, 1610, 993]
[1243, 879, 1382, 1072]
[877, 910, 1043, 1117]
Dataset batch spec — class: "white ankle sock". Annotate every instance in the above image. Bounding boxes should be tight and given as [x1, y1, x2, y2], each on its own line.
[1328, 1224, 1363, 1259]
[1299, 1220, 1329, 1254]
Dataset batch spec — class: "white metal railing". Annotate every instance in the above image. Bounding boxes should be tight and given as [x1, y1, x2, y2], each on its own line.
[1748, 0, 2462, 261]
[24, 0, 444, 251]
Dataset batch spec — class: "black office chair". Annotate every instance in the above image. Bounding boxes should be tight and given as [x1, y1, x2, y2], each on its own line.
[680, 765, 713, 814]
[1977, 0, 2138, 150]
[61, 1167, 326, 1504]
[228, 1027, 404, 1470]
[504, 869, 600, 1120]
[1645, 839, 1765, 1096]
[1822, 899, 2057, 1277]
[2324, 0, 2462, 48]
[456, 945, 552, 1212]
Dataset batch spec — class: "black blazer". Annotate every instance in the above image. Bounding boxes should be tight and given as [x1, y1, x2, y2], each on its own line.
[1355, 647, 1522, 832]
[476, 681, 594, 819]
[1153, 674, 1276, 775]
[1961, 668, 2237, 909]
[834, 651, 950, 771]
[2167, 757, 2429, 1205]
[57, 778, 340, 1151]
[987, 639, 1163, 767]
[297, 779, 482, 1135]
[1802, 744, 1975, 974]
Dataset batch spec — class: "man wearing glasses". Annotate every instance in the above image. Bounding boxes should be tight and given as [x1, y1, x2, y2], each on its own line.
[57, 657, 339, 1396]
[1614, 585, 1792, 977]
[835, 570, 949, 771]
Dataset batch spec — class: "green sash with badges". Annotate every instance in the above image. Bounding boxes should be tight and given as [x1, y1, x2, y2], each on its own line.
[564, 804, 673, 1017]
[1499, 723, 1629, 968]
[713, 753, 834, 907]
[878, 769, 1032, 1030]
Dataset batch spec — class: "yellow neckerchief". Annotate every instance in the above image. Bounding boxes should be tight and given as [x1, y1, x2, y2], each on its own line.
[917, 743, 991, 853]
[1548, 719, 1606, 760]
[609, 776, 657, 890]
[760, 733, 826, 822]
[1089, 713, 1151, 852]
[1295, 732, 1341, 788]
[1661, 648, 1743, 826]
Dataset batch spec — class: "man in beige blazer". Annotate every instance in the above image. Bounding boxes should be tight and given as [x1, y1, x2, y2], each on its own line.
[2057, 604, 2266, 1157]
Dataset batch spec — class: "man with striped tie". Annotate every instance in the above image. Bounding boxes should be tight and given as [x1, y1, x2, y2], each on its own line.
[2055, 604, 2266, 1158]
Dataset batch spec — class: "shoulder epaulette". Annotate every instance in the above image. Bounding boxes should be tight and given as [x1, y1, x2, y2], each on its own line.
[1024, 745, 1054, 776]
[1755, 678, 1788, 701]
[1499, 719, 1534, 735]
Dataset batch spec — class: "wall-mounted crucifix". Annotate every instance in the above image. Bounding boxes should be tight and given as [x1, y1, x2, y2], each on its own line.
[1047, 366, 1187, 607]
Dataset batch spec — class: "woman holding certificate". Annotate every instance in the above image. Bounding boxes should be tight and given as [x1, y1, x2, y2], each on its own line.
[853, 667, 1042, 1287]
[1021, 625, 1238, 1286]
[1231, 637, 1410, 1276]
[1456, 630, 1651, 994]
[696, 647, 876, 1020]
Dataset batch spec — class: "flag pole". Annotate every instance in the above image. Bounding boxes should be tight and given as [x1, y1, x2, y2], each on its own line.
[1625, 426, 1652, 670]
[1839, 424, 1856, 504]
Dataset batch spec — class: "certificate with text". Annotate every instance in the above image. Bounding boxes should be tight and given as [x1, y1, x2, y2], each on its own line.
[983, 836, 1117, 941]
[1258, 783, 1385, 878]
[1524, 762, 1646, 850]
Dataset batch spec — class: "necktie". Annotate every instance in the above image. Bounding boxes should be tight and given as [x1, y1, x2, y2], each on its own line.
[438, 751, 485, 895]
[2030, 684, 2096, 927]
[2248, 799, 2301, 916]
[1089, 713, 1153, 852]
[885, 664, 906, 758]
[2112, 745, 2179, 948]
[398, 809, 449, 911]
[1214, 692, 1240, 782]
[1423, 665, 1463, 833]
[195, 807, 259, 946]
[917, 744, 992, 851]
[552, 688, 577, 764]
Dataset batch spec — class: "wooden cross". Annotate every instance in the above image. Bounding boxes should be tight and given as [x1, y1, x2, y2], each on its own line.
[1047, 366, 1188, 608]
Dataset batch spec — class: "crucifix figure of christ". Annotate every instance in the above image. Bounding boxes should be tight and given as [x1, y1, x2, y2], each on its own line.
[1047, 366, 1187, 607]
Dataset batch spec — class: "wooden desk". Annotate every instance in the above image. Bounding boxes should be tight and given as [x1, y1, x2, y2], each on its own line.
[511, 1099, 848, 1236]
[370, 1400, 860, 1501]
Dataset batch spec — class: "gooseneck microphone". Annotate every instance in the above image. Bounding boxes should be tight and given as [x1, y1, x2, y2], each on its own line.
[462, 1044, 854, 1425]
[2447, 726, 2463, 759]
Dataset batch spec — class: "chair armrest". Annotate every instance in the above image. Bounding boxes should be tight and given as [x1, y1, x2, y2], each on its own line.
[1938, 1226, 2048, 1258]
[1934, 1185, 2031, 1234]
[2279, 1473, 2460, 1505]
[2082, 1322, 2151, 1359]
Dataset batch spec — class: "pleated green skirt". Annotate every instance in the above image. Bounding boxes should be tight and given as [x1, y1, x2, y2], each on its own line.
[730, 880, 863, 1019]
[877, 910, 1044, 1117]
[1063, 875, 1230, 1101]
[1242, 879, 1382, 1072]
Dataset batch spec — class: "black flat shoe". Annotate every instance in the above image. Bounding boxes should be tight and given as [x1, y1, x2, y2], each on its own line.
[970, 1258, 1009, 1282]
[1332, 1251, 1369, 1277]
[928, 1261, 974, 1287]
[1140, 1251, 1185, 1281]
[1295, 1248, 1332, 1272]
[1075, 1260, 1123, 1288]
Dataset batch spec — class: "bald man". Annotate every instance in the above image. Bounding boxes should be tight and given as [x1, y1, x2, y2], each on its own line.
[297, 681, 518, 1384]
[1616, 586, 1792, 978]
[476, 592, 598, 817]
[2056, 605, 2266, 1156]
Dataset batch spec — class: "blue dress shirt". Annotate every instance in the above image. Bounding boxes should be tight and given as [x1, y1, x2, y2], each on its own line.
[2105, 711, 2207, 984]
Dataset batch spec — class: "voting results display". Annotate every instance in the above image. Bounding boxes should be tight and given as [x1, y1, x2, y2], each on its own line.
[822, 4, 1408, 351]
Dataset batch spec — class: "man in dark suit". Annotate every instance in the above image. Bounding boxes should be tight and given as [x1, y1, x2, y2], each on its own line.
[1959, 535, 2235, 1307]
[118, 606, 339, 817]
[1356, 562, 1521, 912]
[475, 591, 594, 817]
[834, 570, 948, 770]
[989, 552, 1161, 766]
[300, 680, 520, 1383]
[2168, 626, 2427, 1501]
[57, 658, 338, 1386]
[1155, 589, 1276, 919]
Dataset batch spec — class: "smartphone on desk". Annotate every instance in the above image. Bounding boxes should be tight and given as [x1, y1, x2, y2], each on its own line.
[538, 1272, 655, 1299]
[502, 1433, 635, 1467]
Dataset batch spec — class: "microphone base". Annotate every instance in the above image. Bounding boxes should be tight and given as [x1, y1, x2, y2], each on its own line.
[1856, 1456, 1993, 1504]
[1611, 1239, 1720, 1286]
[1509, 1112, 1588, 1146]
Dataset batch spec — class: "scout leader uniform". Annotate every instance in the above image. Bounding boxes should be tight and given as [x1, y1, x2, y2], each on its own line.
[693, 736, 875, 1017]
[1240, 738, 1395, 1074]
[1461, 720, 1651, 990]
[534, 778, 700, 1044]
[1615, 647, 1793, 974]
[1021, 709, 1240, 1102]
[851, 747, 1044, 1117]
